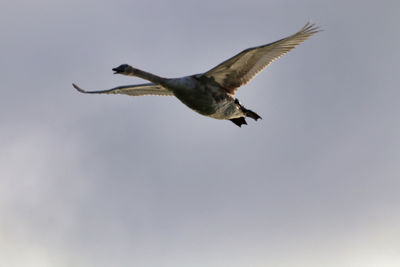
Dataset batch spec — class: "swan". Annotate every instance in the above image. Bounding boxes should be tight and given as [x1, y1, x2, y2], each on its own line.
[73, 22, 319, 127]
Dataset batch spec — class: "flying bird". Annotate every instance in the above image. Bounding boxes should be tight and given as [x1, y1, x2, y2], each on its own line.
[73, 22, 320, 127]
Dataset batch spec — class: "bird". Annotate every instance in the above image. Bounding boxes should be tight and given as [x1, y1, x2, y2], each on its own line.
[73, 22, 320, 127]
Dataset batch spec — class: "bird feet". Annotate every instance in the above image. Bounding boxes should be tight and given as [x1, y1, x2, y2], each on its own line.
[229, 109, 261, 127]
[229, 99, 262, 127]
[234, 98, 262, 121]
[244, 109, 262, 121]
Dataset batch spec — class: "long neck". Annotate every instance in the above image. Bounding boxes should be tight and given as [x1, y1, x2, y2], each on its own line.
[130, 68, 166, 85]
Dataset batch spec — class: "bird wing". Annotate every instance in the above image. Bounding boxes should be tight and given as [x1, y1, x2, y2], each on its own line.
[72, 83, 174, 97]
[202, 22, 320, 94]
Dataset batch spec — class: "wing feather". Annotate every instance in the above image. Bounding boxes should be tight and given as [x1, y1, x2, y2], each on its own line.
[72, 83, 174, 97]
[203, 22, 320, 94]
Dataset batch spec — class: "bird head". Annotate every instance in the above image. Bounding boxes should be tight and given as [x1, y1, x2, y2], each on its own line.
[112, 64, 134, 75]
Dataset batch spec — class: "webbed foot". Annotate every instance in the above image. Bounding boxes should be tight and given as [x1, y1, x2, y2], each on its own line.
[230, 117, 247, 127]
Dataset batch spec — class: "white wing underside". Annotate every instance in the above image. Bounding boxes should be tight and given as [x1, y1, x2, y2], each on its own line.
[72, 83, 174, 97]
[203, 22, 320, 94]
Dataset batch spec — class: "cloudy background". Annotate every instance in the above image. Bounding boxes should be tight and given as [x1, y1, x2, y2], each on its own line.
[1, 0, 399, 266]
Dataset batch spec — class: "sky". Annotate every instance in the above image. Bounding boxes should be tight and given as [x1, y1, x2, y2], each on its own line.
[1, 0, 400, 266]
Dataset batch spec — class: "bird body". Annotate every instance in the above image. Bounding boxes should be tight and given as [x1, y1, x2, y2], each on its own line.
[163, 75, 241, 119]
[73, 22, 320, 127]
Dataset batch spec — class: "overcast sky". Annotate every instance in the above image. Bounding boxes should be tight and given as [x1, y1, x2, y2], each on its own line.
[1, 0, 400, 266]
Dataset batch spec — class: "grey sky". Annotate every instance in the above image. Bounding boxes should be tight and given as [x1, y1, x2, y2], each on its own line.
[1, 0, 399, 266]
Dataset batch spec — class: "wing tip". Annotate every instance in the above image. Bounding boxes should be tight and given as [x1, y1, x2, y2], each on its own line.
[72, 83, 87, 93]
[301, 21, 322, 35]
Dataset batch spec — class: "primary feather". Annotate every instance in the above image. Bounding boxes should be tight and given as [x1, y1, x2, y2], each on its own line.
[72, 83, 174, 97]
[203, 22, 319, 94]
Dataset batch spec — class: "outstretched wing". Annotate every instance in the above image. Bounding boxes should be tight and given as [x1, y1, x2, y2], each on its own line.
[203, 22, 320, 94]
[72, 83, 174, 97]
